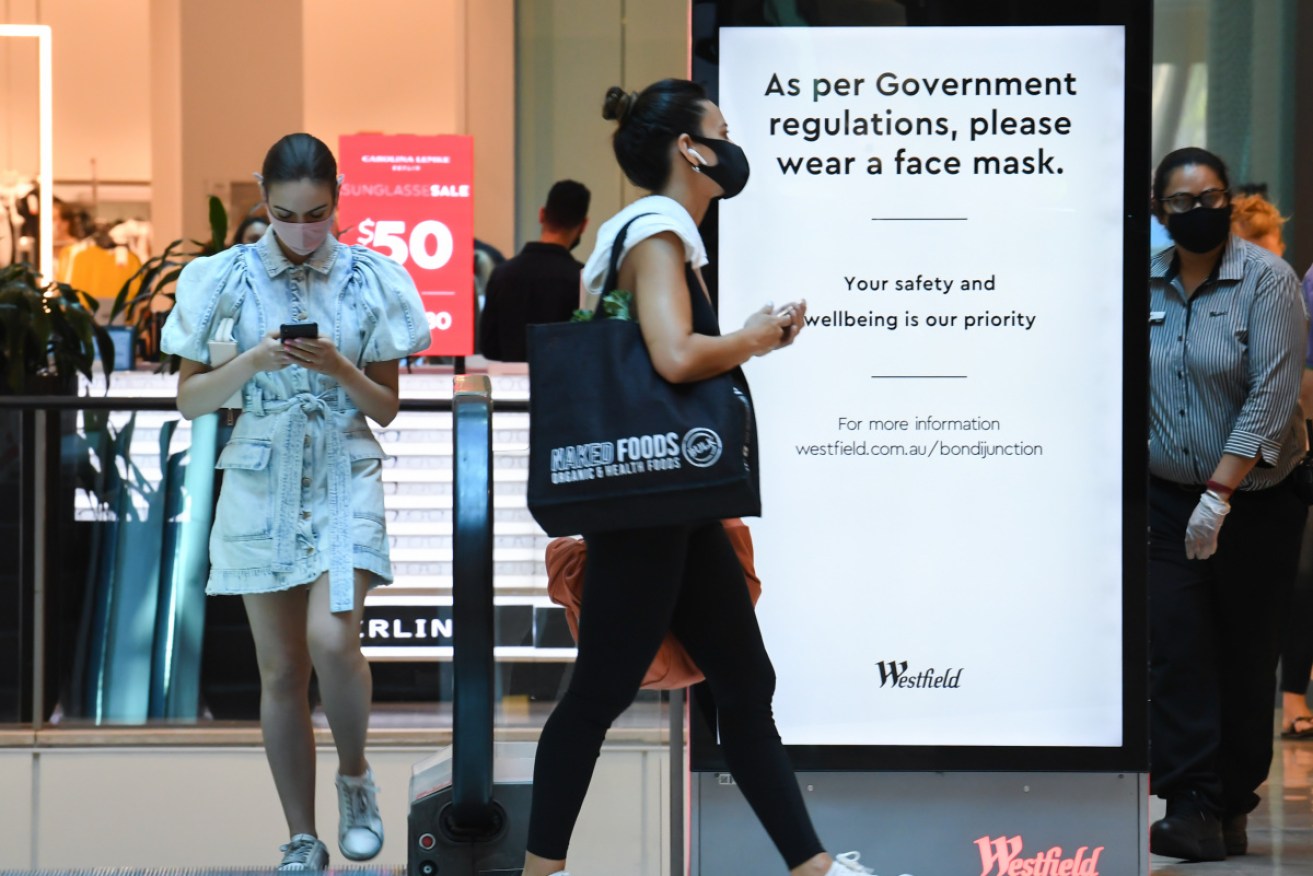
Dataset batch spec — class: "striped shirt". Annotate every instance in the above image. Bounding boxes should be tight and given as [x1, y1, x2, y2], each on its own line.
[1149, 235, 1307, 490]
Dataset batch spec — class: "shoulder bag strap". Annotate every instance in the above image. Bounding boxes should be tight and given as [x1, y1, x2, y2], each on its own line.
[594, 212, 657, 319]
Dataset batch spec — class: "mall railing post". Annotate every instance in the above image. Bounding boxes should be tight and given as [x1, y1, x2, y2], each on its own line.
[451, 373, 497, 830]
[407, 377, 534, 876]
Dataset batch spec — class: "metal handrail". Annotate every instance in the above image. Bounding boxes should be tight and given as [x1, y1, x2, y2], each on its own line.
[449, 375, 498, 833]
[0, 387, 527, 728]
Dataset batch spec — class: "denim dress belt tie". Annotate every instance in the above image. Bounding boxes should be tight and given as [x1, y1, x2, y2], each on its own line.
[245, 384, 359, 613]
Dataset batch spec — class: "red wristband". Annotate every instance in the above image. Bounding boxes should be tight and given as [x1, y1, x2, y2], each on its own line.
[1205, 479, 1233, 496]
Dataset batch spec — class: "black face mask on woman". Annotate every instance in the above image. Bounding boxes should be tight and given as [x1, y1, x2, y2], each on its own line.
[1167, 205, 1232, 254]
[688, 134, 751, 199]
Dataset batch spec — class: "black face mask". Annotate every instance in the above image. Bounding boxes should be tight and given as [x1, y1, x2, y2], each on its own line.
[1167, 205, 1232, 254]
[688, 134, 751, 199]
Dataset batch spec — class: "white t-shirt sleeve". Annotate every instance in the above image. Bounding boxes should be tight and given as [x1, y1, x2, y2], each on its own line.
[581, 195, 708, 296]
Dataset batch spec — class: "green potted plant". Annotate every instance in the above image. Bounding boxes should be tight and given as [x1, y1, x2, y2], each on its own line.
[0, 262, 113, 394]
[110, 196, 228, 372]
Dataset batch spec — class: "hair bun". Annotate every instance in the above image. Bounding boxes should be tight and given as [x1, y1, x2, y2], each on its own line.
[602, 86, 637, 124]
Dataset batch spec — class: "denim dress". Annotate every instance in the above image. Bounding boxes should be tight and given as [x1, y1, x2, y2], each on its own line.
[160, 231, 430, 612]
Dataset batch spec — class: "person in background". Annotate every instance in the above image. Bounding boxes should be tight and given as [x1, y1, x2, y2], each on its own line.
[160, 133, 430, 871]
[1147, 147, 1309, 862]
[52, 199, 85, 282]
[51, 197, 77, 260]
[1229, 192, 1313, 741]
[1230, 192, 1286, 259]
[479, 180, 591, 362]
[475, 237, 506, 267]
[232, 211, 271, 247]
[472, 238, 506, 312]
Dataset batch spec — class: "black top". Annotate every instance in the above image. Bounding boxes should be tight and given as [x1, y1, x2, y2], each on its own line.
[479, 241, 583, 362]
[684, 263, 720, 336]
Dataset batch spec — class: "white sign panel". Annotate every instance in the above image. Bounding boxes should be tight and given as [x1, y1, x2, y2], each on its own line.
[718, 26, 1125, 747]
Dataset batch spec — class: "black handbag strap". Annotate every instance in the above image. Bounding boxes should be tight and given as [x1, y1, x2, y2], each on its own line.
[594, 212, 657, 319]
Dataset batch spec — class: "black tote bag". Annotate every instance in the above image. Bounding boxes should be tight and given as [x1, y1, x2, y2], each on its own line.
[526, 215, 760, 537]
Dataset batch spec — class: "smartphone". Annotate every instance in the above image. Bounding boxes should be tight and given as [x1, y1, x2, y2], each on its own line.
[775, 303, 799, 341]
[280, 322, 319, 340]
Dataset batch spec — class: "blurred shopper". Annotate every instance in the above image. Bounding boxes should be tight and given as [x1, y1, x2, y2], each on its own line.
[1148, 147, 1309, 862]
[475, 237, 506, 266]
[479, 180, 591, 361]
[1307, 260, 1313, 444]
[160, 133, 430, 871]
[51, 196, 78, 261]
[1230, 192, 1287, 258]
[472, 238, 506, 310]
[52, 199, 86, 282]
[521, 80, 879, 876]
[1229, 193, 1313, 740]
[231, 211, 270, 247]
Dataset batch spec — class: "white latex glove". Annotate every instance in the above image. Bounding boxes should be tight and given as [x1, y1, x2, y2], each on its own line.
[1185, 490, 1231, 560]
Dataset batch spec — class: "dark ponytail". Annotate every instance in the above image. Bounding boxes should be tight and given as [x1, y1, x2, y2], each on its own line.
[261, 133, 338, 191]
[602, 79, 708, 191]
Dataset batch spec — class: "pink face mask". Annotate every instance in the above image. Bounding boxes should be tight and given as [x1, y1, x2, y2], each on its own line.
[268, 213, 333, 256]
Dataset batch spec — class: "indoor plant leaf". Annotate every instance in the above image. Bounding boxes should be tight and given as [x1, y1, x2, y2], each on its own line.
[208, 195, 228, 253]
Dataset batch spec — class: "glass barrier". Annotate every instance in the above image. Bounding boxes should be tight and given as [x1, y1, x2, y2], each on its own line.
[0, 409, 28, 724]
[0, 370, 664, 737]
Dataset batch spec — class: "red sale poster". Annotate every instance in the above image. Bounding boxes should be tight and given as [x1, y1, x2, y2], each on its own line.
[337, 134, 475, 357]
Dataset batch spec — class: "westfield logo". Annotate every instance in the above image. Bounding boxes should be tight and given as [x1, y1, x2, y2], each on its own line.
[876, 660, 963, 689]
[975, 835, 1104, 876]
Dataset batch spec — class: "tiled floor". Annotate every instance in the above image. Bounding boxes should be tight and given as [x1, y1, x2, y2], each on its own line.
[1151, 736, 1313, 874]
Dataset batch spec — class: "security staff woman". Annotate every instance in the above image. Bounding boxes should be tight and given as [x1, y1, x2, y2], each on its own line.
[1147, 146, 1308, 862]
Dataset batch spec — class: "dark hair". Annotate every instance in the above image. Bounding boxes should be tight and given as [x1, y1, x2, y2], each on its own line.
[230, 214, 270, 247]
[1152, 147, 1230, 203]
[542, 179, 591, 229]
[602, 79, 709, 191]
[261, 133, 338, 190]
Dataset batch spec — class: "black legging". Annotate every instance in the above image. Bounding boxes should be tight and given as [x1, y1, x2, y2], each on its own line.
[527, 522, 824, 867]
[1279, 516, 1313, 696]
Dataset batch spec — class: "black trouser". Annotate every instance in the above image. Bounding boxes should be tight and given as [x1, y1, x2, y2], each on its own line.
[1149, 475, 1307, 816]
[1279, 516, 1313, 696]
[527, 522, 824, 867]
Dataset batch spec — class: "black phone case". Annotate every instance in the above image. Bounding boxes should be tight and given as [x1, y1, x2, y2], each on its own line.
[280, 322, 319, 340]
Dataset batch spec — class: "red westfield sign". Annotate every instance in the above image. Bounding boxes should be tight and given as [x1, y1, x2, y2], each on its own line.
[337, 134, 475, 357]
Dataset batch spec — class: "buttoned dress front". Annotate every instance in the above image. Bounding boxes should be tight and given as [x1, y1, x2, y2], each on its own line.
[160, 231, 429, 613]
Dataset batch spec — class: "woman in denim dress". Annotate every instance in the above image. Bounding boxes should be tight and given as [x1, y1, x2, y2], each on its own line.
[161, 133, 429, 871]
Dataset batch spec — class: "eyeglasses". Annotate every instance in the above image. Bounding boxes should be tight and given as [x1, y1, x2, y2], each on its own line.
[1156, 188, 1231, 215]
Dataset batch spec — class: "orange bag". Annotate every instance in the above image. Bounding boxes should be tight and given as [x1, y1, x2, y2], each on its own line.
[544, 519, 762, 690]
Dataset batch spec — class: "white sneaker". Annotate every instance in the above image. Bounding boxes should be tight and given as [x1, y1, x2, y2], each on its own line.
[336, 767, 384, 860]
[827, 851, 876, 874]
[278, 833, 329, 871]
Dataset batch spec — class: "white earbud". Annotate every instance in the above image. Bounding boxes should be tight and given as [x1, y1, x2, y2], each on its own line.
[688, 148, 707, 168]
